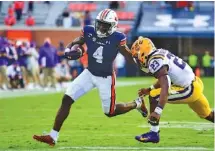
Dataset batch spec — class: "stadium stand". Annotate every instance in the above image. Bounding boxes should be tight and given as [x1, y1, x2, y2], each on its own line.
[0, 1, 66, 26]
[134, 1, 214, 37]
[0, 1, 214, 90]
[0, 1, 213, 37]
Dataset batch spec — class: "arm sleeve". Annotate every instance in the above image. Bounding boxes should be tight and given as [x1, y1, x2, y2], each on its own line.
[118, 33, 127, 46]
[81, 25, 90, 39]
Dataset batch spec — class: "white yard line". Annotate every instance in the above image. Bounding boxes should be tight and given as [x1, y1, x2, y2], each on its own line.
[0, 81, 150, 99]
[1, 146, 213, 151]
[138, 121, 214, 131]
[58, 146, 213, 150]
[0, 121, 213, 130]
[0, 121, 213, 150]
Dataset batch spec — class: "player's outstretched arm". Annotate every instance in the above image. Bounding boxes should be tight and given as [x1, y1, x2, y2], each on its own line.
[138, 80, 161, 97]
[148, 66, 169, 125]
[154, 66, 169, 109]
[66, 36, 85, 49]
[119, 44, 136, 65]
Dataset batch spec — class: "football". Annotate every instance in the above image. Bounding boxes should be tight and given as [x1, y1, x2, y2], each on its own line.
[71, 44, 85, 54]
[65, 44, 85, 60]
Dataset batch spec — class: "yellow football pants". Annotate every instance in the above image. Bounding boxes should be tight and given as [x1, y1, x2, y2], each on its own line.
[150, 77, 211, 118]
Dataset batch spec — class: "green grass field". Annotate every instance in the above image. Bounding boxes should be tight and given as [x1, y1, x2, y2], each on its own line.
[0, 77, 214, 151]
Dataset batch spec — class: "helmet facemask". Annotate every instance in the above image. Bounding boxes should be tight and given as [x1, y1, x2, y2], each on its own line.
[138, 51, 147, 67]
[95, 19, 116, 38]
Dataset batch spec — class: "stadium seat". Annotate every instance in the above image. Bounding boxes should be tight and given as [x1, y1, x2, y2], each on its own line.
[69, 3, 97, 12]
[118, 24, 132, 33]
[116, 11, 135, 20]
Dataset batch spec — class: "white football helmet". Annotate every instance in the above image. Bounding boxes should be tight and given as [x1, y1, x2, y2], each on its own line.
[95, 9, 118, 38]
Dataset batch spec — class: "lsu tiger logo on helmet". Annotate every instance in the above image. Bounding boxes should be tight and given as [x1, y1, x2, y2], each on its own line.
[131, 36, 156, 67]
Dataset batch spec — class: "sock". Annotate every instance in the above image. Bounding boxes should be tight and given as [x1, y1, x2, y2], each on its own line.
[50, 129, 59, 142]
[150, 125, 159, 132]
[135, 97, 142, 108]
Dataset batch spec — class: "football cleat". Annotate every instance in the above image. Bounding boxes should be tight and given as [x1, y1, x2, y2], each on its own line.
[136, 97, 148, 117]
[33, 134, 55, 146]
[135, 131, 160, 143]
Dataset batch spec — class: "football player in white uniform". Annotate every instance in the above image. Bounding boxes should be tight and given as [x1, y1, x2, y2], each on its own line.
[33, 9, 148, 146]
[131, 37, 214, 143]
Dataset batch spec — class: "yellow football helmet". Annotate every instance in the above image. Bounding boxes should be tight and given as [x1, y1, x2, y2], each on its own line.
[131, 36, 156, 67]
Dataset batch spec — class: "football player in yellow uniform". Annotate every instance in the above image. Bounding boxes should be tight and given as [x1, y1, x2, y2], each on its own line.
[131, 36, 214, 143]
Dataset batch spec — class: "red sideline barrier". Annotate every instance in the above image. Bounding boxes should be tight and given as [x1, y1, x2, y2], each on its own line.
[118, 24, 131, 30]
[6, 30, 32, 41]
[116, 11, 135, 20]
[69, 3, 96, 12]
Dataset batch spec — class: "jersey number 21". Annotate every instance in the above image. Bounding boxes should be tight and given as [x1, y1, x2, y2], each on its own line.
[93, 46, 103, 63]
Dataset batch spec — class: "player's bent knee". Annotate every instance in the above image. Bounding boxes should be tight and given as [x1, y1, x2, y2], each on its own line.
[62, 94, 75, 106]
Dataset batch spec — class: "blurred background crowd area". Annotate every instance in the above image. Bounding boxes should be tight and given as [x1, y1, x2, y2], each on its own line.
[0, 36, 128, 90]
[0, 1, 213, 29]
[0, 1, 214, 91]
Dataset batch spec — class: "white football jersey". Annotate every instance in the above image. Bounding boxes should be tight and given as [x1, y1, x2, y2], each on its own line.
[147, 49, 195, 88]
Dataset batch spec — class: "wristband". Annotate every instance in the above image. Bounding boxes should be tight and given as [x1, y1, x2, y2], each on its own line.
[154, 106, 163, 115]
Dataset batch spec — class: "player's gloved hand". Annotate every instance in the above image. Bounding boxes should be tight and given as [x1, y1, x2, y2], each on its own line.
[148, 112, 160, 126]
[138, 88, 151, 97]
[64, 48, 82, 60]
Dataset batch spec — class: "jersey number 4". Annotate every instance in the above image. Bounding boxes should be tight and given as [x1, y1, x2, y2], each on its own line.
[93, 46, 103, 63]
